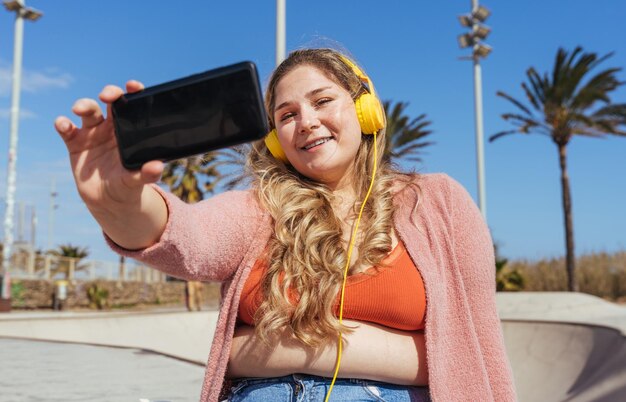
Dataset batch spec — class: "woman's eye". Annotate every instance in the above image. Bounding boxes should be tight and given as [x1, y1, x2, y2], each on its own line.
[316, 98, 332, 107]
[279, 112, 295, 122]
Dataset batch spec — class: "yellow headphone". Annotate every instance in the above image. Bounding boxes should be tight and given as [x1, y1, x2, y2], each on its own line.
[264, 55, 385, 163]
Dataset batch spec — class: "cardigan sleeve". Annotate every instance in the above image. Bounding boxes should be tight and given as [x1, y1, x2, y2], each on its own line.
[446, 176, 518, 401]
[105, 184, 267, 282]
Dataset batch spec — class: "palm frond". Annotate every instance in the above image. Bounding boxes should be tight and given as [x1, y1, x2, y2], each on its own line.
[520, 83, 542, 112]
[212, 144, 251, 190]
[160, 152, 223, 203]
[500, 113, 548, 134]
[497, 46, 626, 144]
[526, 68, 547, 107]
[382, 100, 434, 166]
[559, 48, 593, 102]
[572, 68, 623, 109]
[592, 103, 626, 119]
[489, 130, 518, 142]
[496, 91, 533, 116]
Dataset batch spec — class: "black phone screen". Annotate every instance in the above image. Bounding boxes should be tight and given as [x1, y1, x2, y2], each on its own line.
[112, 62, 268, 170]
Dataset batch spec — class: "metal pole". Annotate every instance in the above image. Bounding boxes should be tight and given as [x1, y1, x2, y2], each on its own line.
[47, 177, 57, 251]
[17, 201, 24, 242]
[471, 0, 487, 221]
[473, 58, 487, 220]
[30, 203, 36, 248]
[1, 0, 25, 299]
[276, 0, 286, 66]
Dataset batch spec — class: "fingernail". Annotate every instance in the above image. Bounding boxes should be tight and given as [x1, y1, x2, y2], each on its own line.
[72, 100, 85, 111]
[59, 121, 69, 131]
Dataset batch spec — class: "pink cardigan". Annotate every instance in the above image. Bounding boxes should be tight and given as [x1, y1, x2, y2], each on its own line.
[108, 173, 517, 402]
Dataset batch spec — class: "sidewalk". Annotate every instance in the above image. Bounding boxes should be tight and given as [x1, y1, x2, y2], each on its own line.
[0, 306, 218, 402]
[0, 338, 205, 402]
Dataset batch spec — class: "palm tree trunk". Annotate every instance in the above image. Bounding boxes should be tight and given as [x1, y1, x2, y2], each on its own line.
[558, 144, 577, 291]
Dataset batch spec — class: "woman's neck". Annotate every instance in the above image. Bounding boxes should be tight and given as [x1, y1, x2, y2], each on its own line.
[330, 184, 359, 223]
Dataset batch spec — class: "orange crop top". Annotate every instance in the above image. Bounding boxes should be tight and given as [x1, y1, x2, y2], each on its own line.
[238, 241, 426, 331]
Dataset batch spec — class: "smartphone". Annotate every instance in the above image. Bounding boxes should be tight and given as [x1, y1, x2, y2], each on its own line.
[112, 61, 268, 170]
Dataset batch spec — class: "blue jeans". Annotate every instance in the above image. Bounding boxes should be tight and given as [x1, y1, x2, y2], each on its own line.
[224, 374, 431, 401]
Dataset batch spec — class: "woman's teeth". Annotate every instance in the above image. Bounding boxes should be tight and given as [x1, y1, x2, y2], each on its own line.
[303, 137, 332, 150]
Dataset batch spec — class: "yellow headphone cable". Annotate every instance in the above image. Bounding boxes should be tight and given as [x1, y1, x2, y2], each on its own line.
[324, 130, 378, 402]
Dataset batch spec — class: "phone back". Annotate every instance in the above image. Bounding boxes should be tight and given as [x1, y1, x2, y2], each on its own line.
[112, 61, 268, 170]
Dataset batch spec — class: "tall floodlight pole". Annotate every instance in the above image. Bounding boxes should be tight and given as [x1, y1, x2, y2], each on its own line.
[457, 1, 491, 221]
[0, 0, 43, 306]
[276, 0, 286, 65]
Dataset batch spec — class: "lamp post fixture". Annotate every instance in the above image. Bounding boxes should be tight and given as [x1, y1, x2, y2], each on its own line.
[0, 0, 42, 308]
[457, 0, 491, 221]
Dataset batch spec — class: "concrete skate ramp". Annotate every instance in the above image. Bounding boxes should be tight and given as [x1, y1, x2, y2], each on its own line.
[502, 320, 626, 401]
[498, 293, 626, 402]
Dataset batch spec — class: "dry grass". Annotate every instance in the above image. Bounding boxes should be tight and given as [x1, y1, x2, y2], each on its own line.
[507, 250, 626, 302]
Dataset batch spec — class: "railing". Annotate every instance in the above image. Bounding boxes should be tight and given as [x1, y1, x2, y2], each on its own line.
[7, 251, 166, 283]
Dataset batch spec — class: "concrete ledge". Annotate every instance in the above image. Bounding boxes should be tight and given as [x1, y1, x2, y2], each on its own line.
[497, 291, 626, 335]
[0, 308, 218, 365]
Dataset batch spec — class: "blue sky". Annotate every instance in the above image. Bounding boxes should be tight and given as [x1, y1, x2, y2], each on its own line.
[0, 0, 624, 263]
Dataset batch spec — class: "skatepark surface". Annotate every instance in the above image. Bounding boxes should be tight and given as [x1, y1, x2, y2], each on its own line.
[1, 292, 625, 401]
[498, 292, 626, 402]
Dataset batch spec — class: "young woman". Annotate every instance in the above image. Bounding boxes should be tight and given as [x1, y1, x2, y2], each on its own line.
[54, 48, 516, 402]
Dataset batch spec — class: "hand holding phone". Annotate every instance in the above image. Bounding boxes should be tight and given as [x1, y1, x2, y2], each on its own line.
[54, 81, 170, 251]
[111, 61, 268, 170]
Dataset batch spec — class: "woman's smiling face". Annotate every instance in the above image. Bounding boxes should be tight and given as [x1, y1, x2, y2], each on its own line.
[272, 65, 362, 190]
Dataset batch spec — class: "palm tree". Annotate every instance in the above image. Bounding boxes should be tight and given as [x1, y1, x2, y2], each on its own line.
[212, 144, 251, 190]
[161, 152, 222, 203]
[382, 100, 434, 165]
[490, 47, 626, 291]
[49, 244, 90, 279]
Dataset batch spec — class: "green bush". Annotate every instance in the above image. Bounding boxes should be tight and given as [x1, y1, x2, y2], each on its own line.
[87, 283, 110, 310]
[11, 280, 25, 307]
[496, 254, 525, 291]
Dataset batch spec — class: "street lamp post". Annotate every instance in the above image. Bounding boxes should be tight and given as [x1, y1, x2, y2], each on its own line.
[457, 0, 491, 221]
[276, 0, 286, 65]
[0, 0, 42, 309]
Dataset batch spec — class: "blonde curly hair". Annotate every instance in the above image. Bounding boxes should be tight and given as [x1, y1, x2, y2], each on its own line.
[247, 48, 415, 347]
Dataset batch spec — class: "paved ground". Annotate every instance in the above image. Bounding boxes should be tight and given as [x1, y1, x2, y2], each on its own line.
[0, 338, 204, 402]
[1, 293, 626, 402]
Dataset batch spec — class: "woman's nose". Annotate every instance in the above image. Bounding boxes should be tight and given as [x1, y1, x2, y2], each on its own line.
[298, 106, 320, 134]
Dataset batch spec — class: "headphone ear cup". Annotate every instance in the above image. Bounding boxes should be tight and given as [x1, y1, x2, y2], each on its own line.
[264, 129, 289, 163]
[355, 93, 385, 135]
